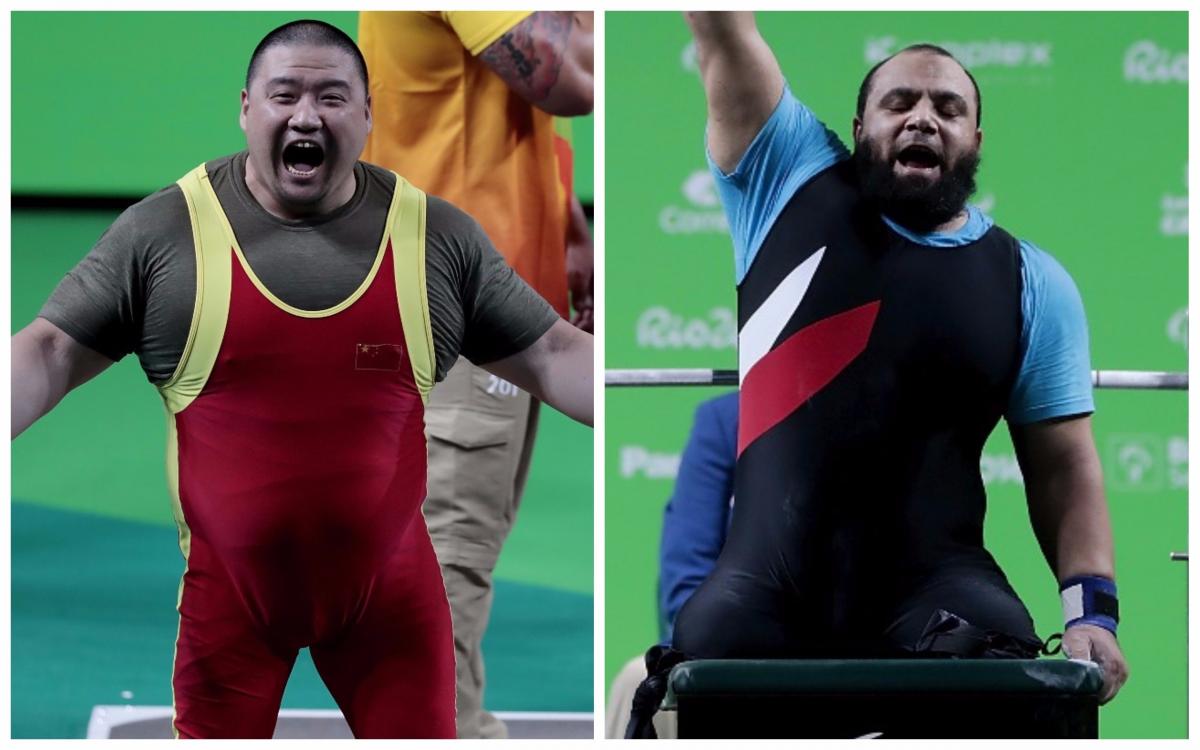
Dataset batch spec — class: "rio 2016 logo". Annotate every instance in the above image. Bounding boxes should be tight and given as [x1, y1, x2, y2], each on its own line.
[1160, 163, 1187, 237]
[1167, 307, 1187, 351]
[1124, 40, 1187, 83]
[636, 306, 736, 350]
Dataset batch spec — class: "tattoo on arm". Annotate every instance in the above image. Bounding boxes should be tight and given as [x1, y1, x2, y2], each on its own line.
[479, 12, 572, 101]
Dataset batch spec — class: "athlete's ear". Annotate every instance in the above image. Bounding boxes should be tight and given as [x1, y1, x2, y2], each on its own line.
[239, 89, 249, 133]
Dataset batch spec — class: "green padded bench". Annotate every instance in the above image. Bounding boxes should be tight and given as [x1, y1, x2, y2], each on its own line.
[663, 658, 1103, 738]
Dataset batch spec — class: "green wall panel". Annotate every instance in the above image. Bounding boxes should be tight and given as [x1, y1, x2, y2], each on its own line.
[12, 11, 593, 202]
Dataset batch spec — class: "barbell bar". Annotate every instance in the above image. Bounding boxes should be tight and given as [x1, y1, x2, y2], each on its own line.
[605, 369, 1188, 390]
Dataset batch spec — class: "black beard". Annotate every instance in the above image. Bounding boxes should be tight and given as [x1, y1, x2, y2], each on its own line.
[852, 138, 980, 233]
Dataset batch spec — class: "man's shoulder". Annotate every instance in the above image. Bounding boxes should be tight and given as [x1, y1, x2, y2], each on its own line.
[1016, 236, 1061, 268]
[112, 181, 190, 241]
[359, 159, 400, 194]
[1016, 237, 1081, 301]
[357, 164, 489, 249]
[106, 154, 245, 248]
[424, 191, 488, 241]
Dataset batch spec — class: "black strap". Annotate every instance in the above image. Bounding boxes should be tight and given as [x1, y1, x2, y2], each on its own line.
[624, 645, 690, 739]
[911, 609, 1043, 659]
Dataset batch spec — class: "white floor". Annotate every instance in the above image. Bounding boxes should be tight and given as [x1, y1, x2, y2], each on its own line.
[88, 705, 594, 739]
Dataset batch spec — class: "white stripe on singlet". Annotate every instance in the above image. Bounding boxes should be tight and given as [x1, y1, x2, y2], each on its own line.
[738, 247, 826, 384]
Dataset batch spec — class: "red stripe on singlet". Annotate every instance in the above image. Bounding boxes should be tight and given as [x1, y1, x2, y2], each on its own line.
[737, 300, 881, 457]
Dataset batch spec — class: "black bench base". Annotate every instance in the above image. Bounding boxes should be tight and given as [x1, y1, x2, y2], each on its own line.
[667, 659, 1102, 739]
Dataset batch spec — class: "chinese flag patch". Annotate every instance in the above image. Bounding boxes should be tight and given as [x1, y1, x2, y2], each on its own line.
[355, 343, 404, 372]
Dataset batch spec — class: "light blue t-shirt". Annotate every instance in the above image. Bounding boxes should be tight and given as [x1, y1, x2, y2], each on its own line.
[710, 86, 1094, 424]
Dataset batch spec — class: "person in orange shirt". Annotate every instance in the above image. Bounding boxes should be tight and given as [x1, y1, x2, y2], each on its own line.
[358, 11, 594, 739]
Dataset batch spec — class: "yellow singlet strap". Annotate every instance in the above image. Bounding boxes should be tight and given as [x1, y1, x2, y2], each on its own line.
[389, 175, 435, 403]
[158, 164, 233, 415]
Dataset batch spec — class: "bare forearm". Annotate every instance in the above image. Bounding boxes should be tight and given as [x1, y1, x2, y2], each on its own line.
[571, 12, 594, 77]
[552, 12, 595, 115]
[565, 195, 594, 333]
[1027, 466, 1115, 581]
[1015, 419, 1128, 701]
[684, 12, 779, 102]
[684, 11, 750, 47]
[12, 324, 73, 437]
[479, 11, 593, 117]
[567, 194, 591, 246]
[12, 319, 114, 438]
[1016, 417, 1117, 582]
[531, 325, 593, 426]
[484, 320, 593, 426]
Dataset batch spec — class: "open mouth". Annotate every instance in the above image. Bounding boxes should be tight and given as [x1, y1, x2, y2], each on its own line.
[895, 144, 942, 172]
[282, 141, 325, 177]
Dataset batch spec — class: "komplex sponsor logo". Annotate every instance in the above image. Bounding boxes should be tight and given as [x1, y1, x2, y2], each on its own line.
[620, 446, 681, 479]
[660, 170, 729, 235]
[1160, 163, 1187, 237]
[636, 306, 737, 350]
[981, 452, 1023, 485]
[1124, 40, 1187, 83]
[1107, 434, 1187, 491]
[865, 36, 1052, 67]
[1167, 307, 1187, 351]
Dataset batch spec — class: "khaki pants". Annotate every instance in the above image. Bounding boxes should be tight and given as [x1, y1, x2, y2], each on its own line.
[424, 357, 540, 739]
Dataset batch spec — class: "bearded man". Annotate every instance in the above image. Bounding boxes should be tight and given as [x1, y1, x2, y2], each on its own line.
[647, 10, 1128, 717]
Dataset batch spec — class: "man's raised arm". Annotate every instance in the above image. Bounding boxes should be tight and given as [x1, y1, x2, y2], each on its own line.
[482, 318, 593, 427]
[12, 318, 114, 438]
[684, 11, 784, 174]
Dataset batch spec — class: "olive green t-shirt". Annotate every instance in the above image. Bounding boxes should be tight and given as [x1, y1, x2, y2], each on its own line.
[40, 152, 559, 384]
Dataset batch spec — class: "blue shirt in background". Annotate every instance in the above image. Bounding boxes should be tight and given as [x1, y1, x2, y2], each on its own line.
[658, 392, 738, 642]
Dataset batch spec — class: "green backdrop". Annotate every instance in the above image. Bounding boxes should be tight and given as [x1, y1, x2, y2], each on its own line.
[605, 11, 1187, 739]
[11, 11, 592, 738]
[11, 11, 593, 203]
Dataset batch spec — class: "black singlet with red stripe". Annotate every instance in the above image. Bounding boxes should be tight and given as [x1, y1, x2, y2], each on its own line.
[672, 160, 1035, 658]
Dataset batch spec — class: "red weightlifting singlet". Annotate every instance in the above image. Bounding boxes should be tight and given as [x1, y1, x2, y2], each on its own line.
[159, 165, 453, 738]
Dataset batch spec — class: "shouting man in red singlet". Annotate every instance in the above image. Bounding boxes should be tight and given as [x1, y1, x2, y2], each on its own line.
[10, 20, 593, 740]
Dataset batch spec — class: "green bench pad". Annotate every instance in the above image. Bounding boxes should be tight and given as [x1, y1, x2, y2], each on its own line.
[665, 659, 1103, 706]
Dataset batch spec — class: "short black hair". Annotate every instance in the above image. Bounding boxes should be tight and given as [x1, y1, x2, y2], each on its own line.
[246, 19, 368, 94]
[856, 43, 981, 126]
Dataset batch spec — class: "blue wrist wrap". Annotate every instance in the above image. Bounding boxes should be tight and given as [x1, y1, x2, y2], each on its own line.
[1060, 575, 1119, 635]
